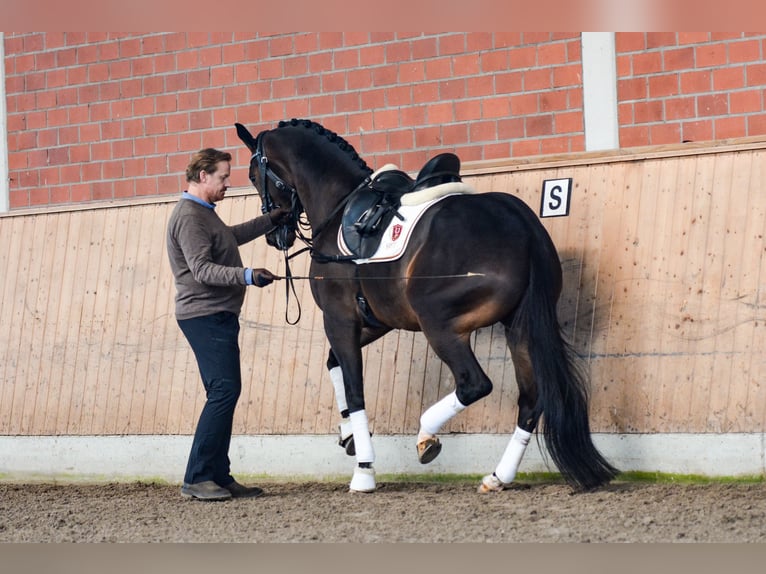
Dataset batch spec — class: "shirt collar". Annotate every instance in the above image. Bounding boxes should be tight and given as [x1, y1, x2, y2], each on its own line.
[182, 191, 215, 209]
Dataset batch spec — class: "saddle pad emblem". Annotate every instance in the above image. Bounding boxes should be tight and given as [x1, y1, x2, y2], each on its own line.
[391, 223, 403, 242]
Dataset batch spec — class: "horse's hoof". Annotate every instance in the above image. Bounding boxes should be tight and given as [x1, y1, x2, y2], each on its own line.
[349, 466, 376, 493]
[477, 473, 506, 494]
[417, 437, 442, 464]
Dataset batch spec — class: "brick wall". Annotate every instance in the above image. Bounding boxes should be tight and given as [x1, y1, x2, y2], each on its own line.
[616, 32, 766, 146]
[3, 32, 766, 210]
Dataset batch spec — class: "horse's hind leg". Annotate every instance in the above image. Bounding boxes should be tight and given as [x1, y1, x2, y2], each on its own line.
[479, 324, 540, 493]
[417, 331, 493, 464]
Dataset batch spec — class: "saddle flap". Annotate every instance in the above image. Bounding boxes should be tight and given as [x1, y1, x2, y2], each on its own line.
[341, 186, 403, 259]
[413, 152, 461, 191]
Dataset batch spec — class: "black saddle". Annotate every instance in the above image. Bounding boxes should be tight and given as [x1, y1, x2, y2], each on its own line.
[341, 153, 461, 259]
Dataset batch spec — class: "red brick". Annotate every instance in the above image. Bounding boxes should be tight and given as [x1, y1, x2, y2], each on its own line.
[389, 129, 414, 150]
[272, 78, 296, 99]
[199, 47, 222, 67]
[480, 97, 508, 119]
[680, 70, 711, 93]
[695, 44, 728, 68]
[29, 187, 50, 206]
[398, 62, 425, 83]
[620, 125, 650, 147]
[466, 33, 493, 52]
[646, 33, 677, 49]
[747, 113, 766, 135]
[729, 40, 761, 63]
[511, 93, 538, 115]
[554, 111, 582, 134]
[745, 63, 766, 87]
[663, 47, 695, 72]
[537, 42, 567, 67]
[493, 33, 522, 48]
[512, 139, 541, 157]
[373, 109, 399, 130]
[424, 58, 452, 81]
[454, 100, 482, 121]
[399, 106, 425, 127]
[524, 69, 551, 91]
[442, 123, 468, 145]
[411, 38, 438, 60]
[467, 76, 494, 97]
[319, 32, 344, 50]
[469, 121, 496, 142]
[649, 122, 681, 144]
[360, 90, 384, 110]
[553, 64, 581, 88]
[540, 137, 571, 154]
[649, 73, 679, 98]
[618, 77, 647, 100]
[665, 96, 696, 120]
[336, 92, 361, 112]
[616, 33, 646, 52]
[497, 117, 524, 139]
[715, 116, 747, 139]
[713, 67, 745, 91]
[634, 100, 664, 123]
[476, 50, 506, 73]
[387, 85, 413, 106]
[490, 72, 519, 95]
[697, 94, 728, 116]
[439, 33, 467, 56]
[526, 114, 553, 137]
[681, 120, 714, 142]
[413, 82, 439, 104]
[509, 47, 536, 69]
[631, 52, 662, 76]
[309, 95, 334, 116]
[451, 55, 478, 77]
[414, 126, 441, 147]
[342, 32, 367, 47]
[730, 90, 762, 113]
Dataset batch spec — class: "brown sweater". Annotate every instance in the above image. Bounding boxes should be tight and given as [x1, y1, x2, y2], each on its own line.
[166, 194, 275, 320]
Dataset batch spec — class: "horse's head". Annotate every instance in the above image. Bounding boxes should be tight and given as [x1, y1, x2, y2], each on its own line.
[235, 122, 300, 250]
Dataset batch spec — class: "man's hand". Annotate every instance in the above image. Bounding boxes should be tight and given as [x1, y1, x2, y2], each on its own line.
[268, 206, 292, 226]
[252, 268, 276, 287]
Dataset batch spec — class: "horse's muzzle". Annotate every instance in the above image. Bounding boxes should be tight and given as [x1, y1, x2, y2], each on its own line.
[267, 224, 296, 250]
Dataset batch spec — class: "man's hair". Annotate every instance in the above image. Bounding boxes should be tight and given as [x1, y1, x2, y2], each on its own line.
[185, 148, 232, 183]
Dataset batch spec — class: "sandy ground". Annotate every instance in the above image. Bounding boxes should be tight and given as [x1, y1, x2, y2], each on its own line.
[1, 478, 765, 543]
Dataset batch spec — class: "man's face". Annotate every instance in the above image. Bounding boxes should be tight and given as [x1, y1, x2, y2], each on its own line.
[200, 161, 231, 203]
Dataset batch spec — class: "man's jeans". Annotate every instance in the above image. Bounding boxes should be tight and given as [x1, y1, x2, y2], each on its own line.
[177, 311, 241, 486]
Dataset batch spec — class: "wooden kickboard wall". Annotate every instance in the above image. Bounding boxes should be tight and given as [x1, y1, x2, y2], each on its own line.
[1, 138, 765, 436]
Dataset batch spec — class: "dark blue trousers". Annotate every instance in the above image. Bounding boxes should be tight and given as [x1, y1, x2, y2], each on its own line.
[177, 311, 241, 486]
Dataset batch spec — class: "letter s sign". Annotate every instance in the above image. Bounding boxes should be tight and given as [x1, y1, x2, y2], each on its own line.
[540, 178, 572, 218]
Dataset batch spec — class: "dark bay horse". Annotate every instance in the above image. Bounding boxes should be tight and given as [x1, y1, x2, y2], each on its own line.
[236, 119, 618, 493]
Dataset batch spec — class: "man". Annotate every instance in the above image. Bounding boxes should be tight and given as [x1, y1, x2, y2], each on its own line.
[166, 148, 289, 501]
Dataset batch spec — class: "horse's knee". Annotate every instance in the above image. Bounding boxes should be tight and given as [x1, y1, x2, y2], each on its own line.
[456, 378, 493, 406]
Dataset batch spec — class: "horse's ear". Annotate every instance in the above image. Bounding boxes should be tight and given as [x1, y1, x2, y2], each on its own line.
[235, 123, 257, 152]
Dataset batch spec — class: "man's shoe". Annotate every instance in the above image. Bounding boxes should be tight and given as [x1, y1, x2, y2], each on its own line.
[180, 480, 232, 501]
[224, 480, 264, 498]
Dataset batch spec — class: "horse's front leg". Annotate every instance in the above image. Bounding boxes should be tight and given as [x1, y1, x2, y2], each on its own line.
[323, 318, 378, 493]
[327, 325, 391, 457]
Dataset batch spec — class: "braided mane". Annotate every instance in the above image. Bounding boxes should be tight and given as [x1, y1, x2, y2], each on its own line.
[277, 118, 373, 176]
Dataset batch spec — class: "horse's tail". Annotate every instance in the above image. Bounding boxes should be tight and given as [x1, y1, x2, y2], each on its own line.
[513, 213, 619, 491]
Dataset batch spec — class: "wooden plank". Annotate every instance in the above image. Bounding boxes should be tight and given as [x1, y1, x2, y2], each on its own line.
[27, 214, 63, 434]
[0, 215, 33, 433]
[720, 151, 757, 432]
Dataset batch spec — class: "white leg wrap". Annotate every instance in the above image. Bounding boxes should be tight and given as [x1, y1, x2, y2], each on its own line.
[494, 426, 532, 484]
[350, 410, 374, 463]
[329, 366, 347, 413]
[338, 417, 352, 442]
[419, 391, 467, 436]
